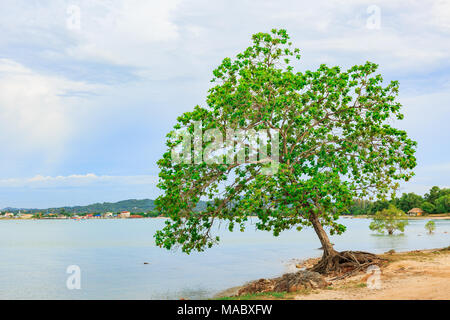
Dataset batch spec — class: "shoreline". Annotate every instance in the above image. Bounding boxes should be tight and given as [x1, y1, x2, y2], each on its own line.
[216, 246, 450, 300]
[0, 216, 169, 221]
[341, 214, 450, 220]
[2, 214, 449, 221]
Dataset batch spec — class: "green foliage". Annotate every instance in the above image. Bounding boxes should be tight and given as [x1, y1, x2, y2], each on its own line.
[421, 201, 435, 214]
[142, 211, 161, 218]
[346, 198, 391, 216]
[59, 208, 71, 216]
[367, 200, 390, 215]
[435, 195, 450, 213]
[154, 29, 417, 253]
[2, 199, 159, 214]
[424, 186, 450, 204]
[2, 199, 206, 215]
[346, 199, 372, 215]
[346, 186, 450, 216]
[425, 220, 436, 234]
[57, 199, 158, 214]
[369, 205, 409, 235]
[395, 192, 423, 212]
[217, 291, 291, 300]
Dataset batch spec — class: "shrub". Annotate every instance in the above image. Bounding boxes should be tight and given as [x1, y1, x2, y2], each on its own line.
[369, 205, 409, 235]
[425, 220, 436, 234]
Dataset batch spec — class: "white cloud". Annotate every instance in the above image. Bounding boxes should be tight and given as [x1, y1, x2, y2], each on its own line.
[66, 0, 181, 67]
[2, 0, 450, 76]
[431, 0, 450, 31]
[0, 0, 449, 206]
[398, 85, 450, 136]
[394, 84, 450, 196]
[0, 59, 98, 161]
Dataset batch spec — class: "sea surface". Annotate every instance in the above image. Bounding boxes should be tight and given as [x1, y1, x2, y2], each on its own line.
[0, 217, 449, 299]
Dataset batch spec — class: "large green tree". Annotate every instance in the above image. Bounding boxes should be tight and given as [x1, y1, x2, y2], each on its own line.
[154, 29, 417, 273]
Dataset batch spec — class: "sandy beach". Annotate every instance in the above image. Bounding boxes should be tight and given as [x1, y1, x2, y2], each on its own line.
[218, 247, 450, 300]
[296, 248, 450, 300]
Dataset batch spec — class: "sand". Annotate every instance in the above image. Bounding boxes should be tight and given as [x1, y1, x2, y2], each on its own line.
[295, 248, 450, 300]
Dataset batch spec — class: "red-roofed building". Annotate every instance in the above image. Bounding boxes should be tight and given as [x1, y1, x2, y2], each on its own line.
[120, 211, 131, 218]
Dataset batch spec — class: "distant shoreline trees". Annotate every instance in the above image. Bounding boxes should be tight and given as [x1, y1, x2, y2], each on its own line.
[347, 186, 450, 215]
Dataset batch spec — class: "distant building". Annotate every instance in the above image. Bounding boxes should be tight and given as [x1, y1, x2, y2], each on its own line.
[120, 211, 131, 218]
[4, 212, 14, 218]
[104, 212, 114, 218]
[407, 208, 424, 216]
[129, 215, 143, 218]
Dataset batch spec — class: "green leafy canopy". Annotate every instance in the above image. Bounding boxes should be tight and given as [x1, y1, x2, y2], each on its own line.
[154, 29, 417, 253]
[425, 220, 436, 234]
[369, 205, 409, 235]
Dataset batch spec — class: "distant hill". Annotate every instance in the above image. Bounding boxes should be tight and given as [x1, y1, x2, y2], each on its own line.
[2, 199, 208, 214]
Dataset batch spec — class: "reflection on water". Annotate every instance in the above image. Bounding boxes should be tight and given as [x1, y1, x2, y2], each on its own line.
[371, 233, 408, 251]
[0, 218, 448, 299]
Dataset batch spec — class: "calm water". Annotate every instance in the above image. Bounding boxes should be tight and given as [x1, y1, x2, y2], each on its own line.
[0, 218, 449, 299]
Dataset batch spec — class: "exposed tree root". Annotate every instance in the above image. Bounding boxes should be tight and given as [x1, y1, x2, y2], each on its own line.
[310, 250, 385, 279]
[237, 270, 329, 296]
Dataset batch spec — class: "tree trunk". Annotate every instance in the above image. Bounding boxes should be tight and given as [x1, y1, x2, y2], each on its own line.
[309, 212, 337, 258]
[308, 211, 380, 275]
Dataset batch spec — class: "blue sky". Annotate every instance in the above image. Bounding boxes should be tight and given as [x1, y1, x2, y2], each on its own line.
[0, 0, 449, 208]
